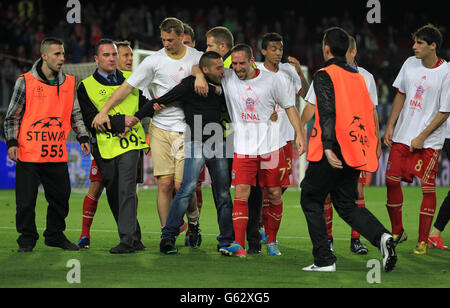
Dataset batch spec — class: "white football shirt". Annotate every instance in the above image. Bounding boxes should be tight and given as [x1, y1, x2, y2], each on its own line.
[221, 68, 294, 155]
[392, 56, 449, 149]
[258, 62, 302, 143]
[444, 63, 450, 139]
[126, 46, 203, 132]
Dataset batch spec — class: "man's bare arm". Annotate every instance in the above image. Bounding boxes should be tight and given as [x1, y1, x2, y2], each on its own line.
[383, 92, 406, 147]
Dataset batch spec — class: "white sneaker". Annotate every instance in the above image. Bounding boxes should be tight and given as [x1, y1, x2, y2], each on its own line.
[302, 263, 336, 272]
[380, 233, 397, 272]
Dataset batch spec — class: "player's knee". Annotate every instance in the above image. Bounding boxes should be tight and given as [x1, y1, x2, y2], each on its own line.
[158, 179, 174, 195]
[385, 175, 401, 188]
[421, 181, 436, 196]
[266, 187, 282, 204]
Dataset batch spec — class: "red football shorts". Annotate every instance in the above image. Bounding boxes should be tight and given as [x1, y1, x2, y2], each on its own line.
[232, 148, 289, 187]
[198, 164, 206, 182]
[386, 142, 440, 185]
[283, 141, 294, 184]
[359, 170, 367, 184]
[88, 159, 103, 182]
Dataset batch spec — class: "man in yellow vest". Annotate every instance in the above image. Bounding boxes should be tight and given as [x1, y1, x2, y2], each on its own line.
[78, 39, 151, 254]
[300, 27, 397, 272]
[78, 40, 141, 249]
[4, 37, 90, 252]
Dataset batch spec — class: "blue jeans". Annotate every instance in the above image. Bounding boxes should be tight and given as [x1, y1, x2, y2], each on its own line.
[162, 141, 233, 247]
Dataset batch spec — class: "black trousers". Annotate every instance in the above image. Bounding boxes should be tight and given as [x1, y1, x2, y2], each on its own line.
[300, 155, 389, 267]
[15, 161, 71, 248]
[434, 190, 450, 232]
[435, 139, 450, 232]
[247, 179, 263, 247]
[94, 147, 142, 247]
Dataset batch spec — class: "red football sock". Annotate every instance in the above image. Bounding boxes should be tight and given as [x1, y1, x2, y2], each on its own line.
[262, 189, 270, 232]
[351, 197, 366, 239]
[81, 194, 98, 239]
[265, 200, 283, 244]
[324, 200, 333, 239]
[233, 199, 249, 248]
[419, 182, 436, 242]
[386, 175, 404, 235]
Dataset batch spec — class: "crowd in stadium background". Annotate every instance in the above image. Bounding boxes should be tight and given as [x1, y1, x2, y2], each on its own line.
[0, 0, 449, 140]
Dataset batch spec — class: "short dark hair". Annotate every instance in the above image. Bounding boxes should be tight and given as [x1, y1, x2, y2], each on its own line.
[413, 24, 443, 50]
[95, 38, 116, 55]
[199, 51, 222, 69]
[40, 37, 64, 54]
[261, 32, 283, 50]
[231, 43, 253, 61]
[159, 17, 184, 36]
[183, 23, 195, 40]
[206, 26, 234, 50]
[323, 27, 350, 57]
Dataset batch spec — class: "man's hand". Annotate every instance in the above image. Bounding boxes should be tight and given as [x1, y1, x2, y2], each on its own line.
[295, 132, 306, 156]
[125, 115, 139, 128]
[92, 111, 110, 132]
[80, 143, 90, 156]
[287, 56, 302, 74]
[8, 146, 18, 162]
[377, 140, 382, 159]
[194, 74, 209, 97]
[119, 126, 131, 138]
[153, 103, 166, 111]
[192, 64, 209, 97]
[383, 125, 394, 148]
[270, 106, 278, 122]
[410, 136, 425, 152]
[325, 149, 343, 169]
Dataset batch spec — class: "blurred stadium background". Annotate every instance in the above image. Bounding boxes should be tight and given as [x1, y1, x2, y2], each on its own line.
[1, 0, 450, 189]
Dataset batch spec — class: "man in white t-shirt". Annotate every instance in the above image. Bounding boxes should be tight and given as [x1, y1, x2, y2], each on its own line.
[218, 44, 305, 258]
[383, 24, 450, 255]
[256, 32, 309, 256]
[302, 35, 381, 255]
[91, 18, 203, 233]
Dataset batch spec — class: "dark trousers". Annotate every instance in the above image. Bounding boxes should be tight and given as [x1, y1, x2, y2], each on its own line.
[94, 148, 141, 247]
[247, 180, 263, 246]
[300, 155, 389, 267]
[435, 139, 450, 231]
[434, 190, 450, 232]
[15, 161, 71, 248]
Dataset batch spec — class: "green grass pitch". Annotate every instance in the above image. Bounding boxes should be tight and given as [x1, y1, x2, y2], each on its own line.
[0, 186, 448, 288]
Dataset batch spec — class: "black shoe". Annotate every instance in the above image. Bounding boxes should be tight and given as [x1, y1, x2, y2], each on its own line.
[247, 242, 262, 254]
[133, 240, 147, 251]
[109, 243, 135, 254]
[18, 246, 33, 252]
[45, 237, 80, 251]
[350, 238, 369, 255]
[160, 238, 178, 254]
[78, 236, 90, 249]
[188, 222, 202, 248]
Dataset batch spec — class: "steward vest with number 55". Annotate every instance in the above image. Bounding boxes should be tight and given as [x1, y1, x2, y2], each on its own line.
[307, 64, 379, 172]
[17, 72, 75, 163]
[82, 72, 149, 159]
